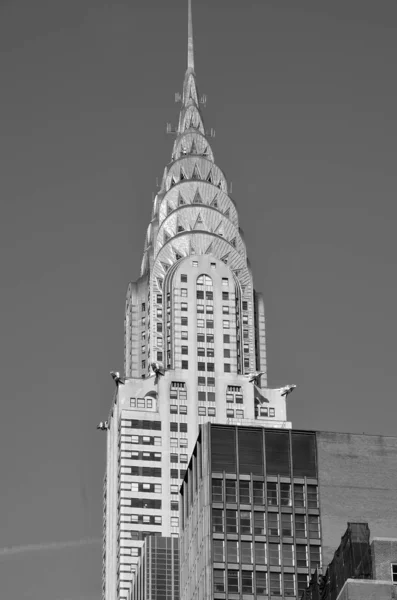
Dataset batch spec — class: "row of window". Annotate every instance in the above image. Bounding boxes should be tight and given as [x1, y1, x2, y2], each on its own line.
[170, 453, 188, 463]
[212, 537, 321, 569]
[170, 469, 186, 480]
[170, 438, 188, 448]
[198, 376, 215, 386]
[120, 466, 162, 477]
[257, 406, 276, 418]
[129, 397, 154, 409]
[121, 419, 161, 431]
[170, 404, 188, 414]
[212, 480, 319, 509]
[120, 498, 161, 509]
[226, 409, 245, 419]
[120, 482, 162, 493]
[198, 407, 216, 416]
[213, 510, 320, 539]
[170, 422, 188, 432]
[213, 569, 307, 596]
[120, 451, 161, 461]
[120, 435, 161, 445]
[119, 514, 162, 526]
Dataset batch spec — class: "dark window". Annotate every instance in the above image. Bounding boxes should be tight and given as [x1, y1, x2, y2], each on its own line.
[227, 540, 238, 563]
[207, 362, 215, 371]
[197, 347, 205, 356]
[212, 509, 224, 533]
[239, 480, 251, 504]
[170, 422, 178, 432]
[280, 483, 292, 506]
[265, 429, 290, 476]
[206, 319, 214, 329]
[224, 349, 230, 358]
[238, 428, 263, 475]
[241, 541, 252, 563]
[240, 511, 251, 534]
[392, 564, 397, 583]
[212, 479, 223, 502]
[255, 541, 266, 564]
[207, 348, 214, 357]
[254, 511, 265, 535]
[308, 515, 320, 539]
[156, 294, 162, 304]
[282, 544, 294, 567]
[281, 513, 293, 537]
[223, 334, 230, 343]
[196, 290, 204, 299]
[170, 501, 179, 511]
[197, 333, 205, 342]
[181, 274, 187, 282]
[157, 323, 162, 332]
[226, 509, 238, 533]
[180, 423, 187, 432]
[208, 392, 215, 402]
[269, 543, 280, 566]
[198, 376, 206, 385]
[253, 481, 264, 505]
[227, 570, 239, 594]
[298, 574, 309, 596]
[256, 571, 267, 595]
[181, 346, 188, 355]
[222, 291, 229, 300]
[170, 469, 178, 479]
[268, 512, 279, 536]
[294, 483, 305, 508]
[206, 291, 213, 299]
[213, 570, 225, 593]
[213, 540, 224, 562]
[242, 301, 248, 310]
[295, 514, 306, 538]
[198, 390, 206, 401]
[181, 316, 188, 326]
[157, 351, 163, 361]
[207, 377, 215, 385]
[307, 485, 319, 508]
[170, 454, 178, 463]
[225, 480, 237, 503]
[296, 545, 308, 567]
[284, 573, 295, 597]
[197, 362, 205, 371]
[224, 363, 231, 372]
[211, 426, 236, 473]
[310, 546, 321, 569]
[267, 482, 278, 506]
[241, 571, 252, 594]
[291, 432, 317, 478]
[206, 334, 214, 343]
[270, 572, 281, 596]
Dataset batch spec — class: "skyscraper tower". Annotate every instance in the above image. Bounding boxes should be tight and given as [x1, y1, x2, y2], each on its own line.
[102, 3, 293, 600]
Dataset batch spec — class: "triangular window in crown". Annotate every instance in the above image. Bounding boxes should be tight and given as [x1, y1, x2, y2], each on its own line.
[177, 221, 185, 233]
[180, 168, 187, 181]
[233, 269, 241, 277]
[202, 145, 209, 157]
[210, 194, 219, 208]
[181, 145, 187, 155]
[206, 169, 213, 184]
[167, 202, 173, 215]
[161, 261, 170, 272]
[164, 230, 170, 243]
[214, 222, 224, 237]
[224, 208, 230, 219]
[177, 192, 186, 206]
[217, 180, 223, 189]
[156, 277, 163, 290]
[230, 237, 236, 248]
[190, 140, 197, 155]
[175, 251, 183, 261]
[170, 176, 176, 188]
[220, 253, 230, 264]
[193, 213, 204, 230]
[205, 242, 213, 254]
[193, 189, 203, 204]
[191, 164, 201, 180]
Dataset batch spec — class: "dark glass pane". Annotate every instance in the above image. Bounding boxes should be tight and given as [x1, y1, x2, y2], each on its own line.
[291, 432, 317, 477]
[265, 430, 290, 476]
[238, 428, 263, 475]
[211, 426, 236, 473]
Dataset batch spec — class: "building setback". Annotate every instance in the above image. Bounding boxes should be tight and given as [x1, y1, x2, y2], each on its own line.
[101, 2, 294, 600]
[179, 424, 397, 600]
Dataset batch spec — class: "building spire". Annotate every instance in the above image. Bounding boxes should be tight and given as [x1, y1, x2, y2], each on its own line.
[188, 0, 194, 71]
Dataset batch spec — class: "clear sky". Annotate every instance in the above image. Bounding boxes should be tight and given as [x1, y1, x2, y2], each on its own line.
[0, 0, 396, 598]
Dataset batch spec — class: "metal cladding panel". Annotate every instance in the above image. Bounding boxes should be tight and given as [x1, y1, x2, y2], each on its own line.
[211, 426, 237, 473]
[238, 428, 263, 475]
[291, 432, 317, 478]
[265, 429, 290, 476]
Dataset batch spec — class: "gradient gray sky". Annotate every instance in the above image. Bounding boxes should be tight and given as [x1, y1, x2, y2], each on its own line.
[1, 0, 397, 598]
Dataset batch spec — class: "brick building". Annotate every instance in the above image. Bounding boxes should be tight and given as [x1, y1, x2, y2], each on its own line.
[179, 424, 397, 600]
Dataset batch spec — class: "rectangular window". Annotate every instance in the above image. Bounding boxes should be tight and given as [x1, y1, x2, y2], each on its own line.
[198, 407, 206, 416]
[267, 482, 278, 506]
[227, 540, 238, 563]
[226, 393, 234, 403]
[170, 405, 178, 414]
[296, 544, 308, 567]
[181, 288, 187, 297]
[310, 545, 321, 569]
[181, 360, 188, 369]
[170, 437, 178, 447]
[213, 539, 224, 562]
[181, 345, 188, 355]
[206, 305, 213, 314]
[170, 422, 178, 432]
[170, 501, 179, 511]
[307, 485, 319, 508]
[181, 274, 187, 282]
[241, 571, 253, 594]
[236, 409, 244, 419]
[206, 319, 214, 329]
[170, 468, 178, 479]
[212, 479, 224, 503]
[222, 291, 229, 300]
[223, 334, 230, 343]
[269, 543, 280, 566]
[197, 318, 204, 328]
[280, 483, 292, 506]
[241, 541, 252, 564]
[197, 333, 205, 343]
[235, 393, 243, 404]
[198, 362, 205, 371]
[226, 409, 234, 418]
[255, 541, 266, 564]
[198, 376, 205, 385]
[259, 406, 268, 417]
[180, 453, 188, 463]
[270, 574, 281, 596]
[254, 511, 265, 535]
[239, 480, 251, 504]
[392, 564, 397, 583]
[157, 322, 162, 332]
[308, 515, 320, 539]
[225, 480, 237, 503]
[206, 290, 213, 299]
[213, 570, 225, 593]
[141, 360, 146, 369]
[298, 574, 308, 597]
[240, 511, 251, 534]
[256, 571, 267, 596]
[224, 349, 230, 358]
[281, 513, 293, 537]
[156, 294, 162, 304]
[181, 330, 188, 340]
[181, 302, 188, 311]
[170, 453, 178, 463]
[180, 423, 187, 432]
[222, 278, 228, 286]
[284, 573, 295, 597]
[212, 509, 224, 533]
[269, 407, 275, 417]
[223, 320, 230, 329]
[197, 347, 205, 356]
[192, 260, 198, 267]
[222, 305, 230, 314]
[242, 301, 248, 310]
[227, 570, 239, 593]
[208, 407, 216, 416]
[206, 334, 214, 343]
[268, 512, 279, 536]
[294, 484, 305, 508]
[171, 517, 179, 527]
[224, 363, 231, 373]
[207, 362, 215, 371]
[207, 348, 214, 357]
[208, 391, 215, 402]
[179, 405, 187, 414]
[180, 438, 188, 447]
[197, 304, 204, 313]
[198, 390, 206, 401]
[282, 544, 294, 566]
[197, 290, 204, 299]
[207, 376, 215, 385]
[226, 509, 238, 533]
[181, 316, 188, 326]
[295, 514, 306, 538]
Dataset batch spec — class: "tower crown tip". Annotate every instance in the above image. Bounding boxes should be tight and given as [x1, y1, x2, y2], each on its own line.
[188, 0, 194, 71]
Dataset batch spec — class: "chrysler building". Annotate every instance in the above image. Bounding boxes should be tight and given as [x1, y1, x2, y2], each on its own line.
[102, 2, 293, 599]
